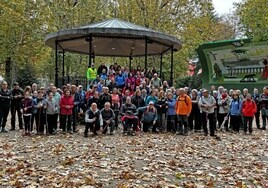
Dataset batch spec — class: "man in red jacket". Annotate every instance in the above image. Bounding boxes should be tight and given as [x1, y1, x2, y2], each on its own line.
[242, 94, 257, 134]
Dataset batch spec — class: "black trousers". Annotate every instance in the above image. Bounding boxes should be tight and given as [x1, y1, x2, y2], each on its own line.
[35, 111, 46, 133]
[254, 111, 260, 128]
[10, 104, 23, 129]
[72, 107, 78, 131]
[30, 112, 35, 132]
[0, 106, 10, 128]
[244, 116, 253, 133]
[85, 121, 100, 135]
[142, 121, 154, 132]
[217, 113, 228, 130]
[188, 108, 201, 130]
[201, 112, 216, 135]
[60, 114, 72, 132]
[230, 115, 241, 132]
[23, 115, 31, 132]
[123, 116, 138, 132]
[47, 114, 58, 134]
[167, 115, 176, 133]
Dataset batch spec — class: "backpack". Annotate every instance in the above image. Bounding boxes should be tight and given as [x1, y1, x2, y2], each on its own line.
[177, 96, 188, 106]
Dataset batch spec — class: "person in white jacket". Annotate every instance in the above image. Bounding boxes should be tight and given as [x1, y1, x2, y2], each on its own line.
[217, 91, 231, 131]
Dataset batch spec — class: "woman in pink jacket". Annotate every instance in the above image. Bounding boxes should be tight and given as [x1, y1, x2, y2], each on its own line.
[60, 90, 74, 133]
[242, 94, 257, 134]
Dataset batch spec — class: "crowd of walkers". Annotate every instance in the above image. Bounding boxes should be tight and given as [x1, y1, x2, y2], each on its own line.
[0, 63, 267, 138]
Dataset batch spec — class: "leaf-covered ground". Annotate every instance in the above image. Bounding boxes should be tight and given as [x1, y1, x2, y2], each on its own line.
[0, 125, 267, 188]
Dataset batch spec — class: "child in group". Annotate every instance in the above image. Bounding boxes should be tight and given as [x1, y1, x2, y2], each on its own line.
[242, 93, 257, 134]
[46, 92, 59, 135]
[21, 91, 33, 136]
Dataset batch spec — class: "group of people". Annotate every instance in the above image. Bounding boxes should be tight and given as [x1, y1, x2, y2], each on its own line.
[0, 63, 267, 138]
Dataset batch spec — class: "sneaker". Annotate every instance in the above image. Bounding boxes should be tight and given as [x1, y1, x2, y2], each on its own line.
[131, 132, 136, 136]
[93, 132, 98, 136]
[261, 127, 266, 130]
[9, 128, 15, 131]
[183, 132, 189, 136]
[1, 128, 8, 133]
[204, 133, 208, 136]
[84, 134, 88, 138]
[67, 130, 73, 134]
[123, 132, 128, 136]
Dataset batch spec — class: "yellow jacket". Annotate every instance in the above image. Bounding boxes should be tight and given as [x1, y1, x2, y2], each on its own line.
[87, 67, 97, 81]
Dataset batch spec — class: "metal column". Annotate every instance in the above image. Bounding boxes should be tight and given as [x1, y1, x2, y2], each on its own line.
[145, 37, 148, 71]
[88, 34, 93, 67]
[170, 47, 174, 86]
[129, 57, 133, 70]
[160, 53, 163, 80]
[62, 50, 65, 86]
[55, 41, 59, 87]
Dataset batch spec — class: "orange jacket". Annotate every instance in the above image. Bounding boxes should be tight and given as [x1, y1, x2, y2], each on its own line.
[175, 95, 192, 115]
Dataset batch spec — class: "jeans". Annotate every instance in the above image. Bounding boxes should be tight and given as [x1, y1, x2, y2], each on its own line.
[177, 115, 189, 134]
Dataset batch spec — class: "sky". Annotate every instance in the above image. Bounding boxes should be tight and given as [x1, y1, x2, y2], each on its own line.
[212, 0, 242, 15]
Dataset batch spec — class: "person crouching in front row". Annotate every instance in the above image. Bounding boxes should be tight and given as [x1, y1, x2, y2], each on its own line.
[140, 101, 158, 133]
[100, 102, 115, 135]
[84, 103, 103, 137]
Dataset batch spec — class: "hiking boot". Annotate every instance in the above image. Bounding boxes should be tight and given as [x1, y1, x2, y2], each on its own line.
[1, 128, 8, 133]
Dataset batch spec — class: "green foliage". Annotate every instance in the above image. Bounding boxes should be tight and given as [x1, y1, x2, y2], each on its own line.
[236, 0, 268, 41]
[175, 74, 202, 90]
[0, 0, 237, 85]
[16, 63, 38, 89]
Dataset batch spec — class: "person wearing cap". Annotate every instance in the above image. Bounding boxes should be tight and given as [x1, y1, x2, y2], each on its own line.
[87, 63, 97, 88]
[10, 82, 24, 131]
[150, 73, 162, 89]
[198, 89, 217, 136]
[139, 101, 158, 132]
[0, 81, 12, 132]
[175, 88, 192, 135]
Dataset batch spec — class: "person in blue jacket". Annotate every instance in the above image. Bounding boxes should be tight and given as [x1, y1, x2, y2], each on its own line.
[166, 91, 176, 133]
[229, 92, 242, 132]
[115, 70, 125, 89]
